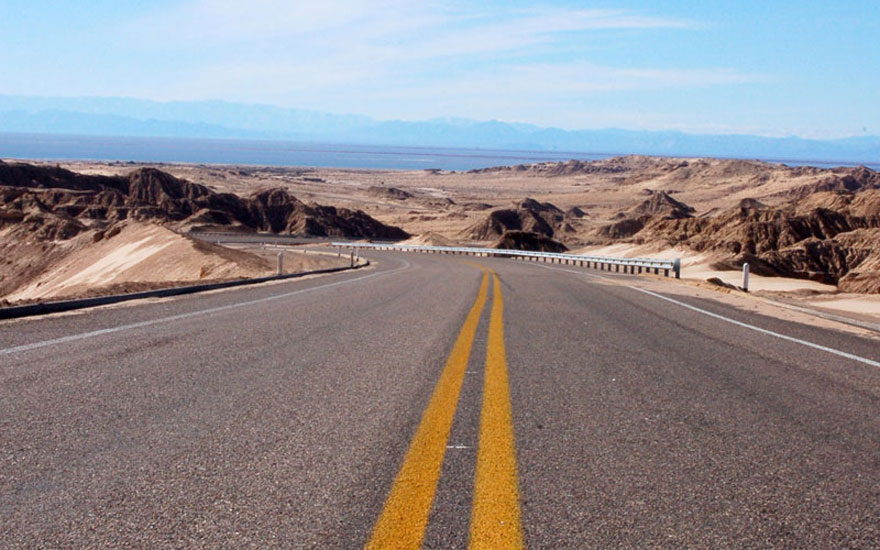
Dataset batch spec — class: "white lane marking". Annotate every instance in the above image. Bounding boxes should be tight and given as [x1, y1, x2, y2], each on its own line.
[0, 260, 412, 357]
[529, 263, 880, 369]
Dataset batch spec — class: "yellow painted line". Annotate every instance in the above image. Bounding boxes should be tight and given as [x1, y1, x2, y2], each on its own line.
[470, 272, 524, 549]
[366, 269, 490, 550]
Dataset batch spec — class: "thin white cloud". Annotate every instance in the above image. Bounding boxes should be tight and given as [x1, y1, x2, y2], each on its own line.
[126, 0, 448, 45]
[107, 2, 757, 130]
[126, 2, 695, 52]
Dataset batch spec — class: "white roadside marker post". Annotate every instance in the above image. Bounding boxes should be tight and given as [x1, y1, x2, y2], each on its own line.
[277, 252, 283, 275]
[742, 262, 750, 292]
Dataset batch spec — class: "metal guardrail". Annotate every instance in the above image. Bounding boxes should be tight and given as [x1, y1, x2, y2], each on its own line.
[331, 242, 681, 279]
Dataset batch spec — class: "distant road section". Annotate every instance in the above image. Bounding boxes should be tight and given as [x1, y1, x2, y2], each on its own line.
[1, 251, 879, 548]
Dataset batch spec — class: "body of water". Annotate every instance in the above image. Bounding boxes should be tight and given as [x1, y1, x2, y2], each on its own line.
[1, 132, 877, 171]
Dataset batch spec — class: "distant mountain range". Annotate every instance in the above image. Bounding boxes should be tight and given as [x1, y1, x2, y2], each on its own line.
[1, 94, 879, 164]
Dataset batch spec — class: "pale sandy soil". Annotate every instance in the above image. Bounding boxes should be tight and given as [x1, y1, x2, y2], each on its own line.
[801, 295, 880, 317]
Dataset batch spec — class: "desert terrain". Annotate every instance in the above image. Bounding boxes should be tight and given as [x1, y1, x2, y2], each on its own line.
[1, 156, 878, 320]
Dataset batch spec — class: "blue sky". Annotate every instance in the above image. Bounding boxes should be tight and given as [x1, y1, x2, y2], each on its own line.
[1, 1, 878, 138]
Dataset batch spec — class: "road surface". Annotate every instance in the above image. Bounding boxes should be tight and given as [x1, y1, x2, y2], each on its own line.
[2, 251, 879, 548]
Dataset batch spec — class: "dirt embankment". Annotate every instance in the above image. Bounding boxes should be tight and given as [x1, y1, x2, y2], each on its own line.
[1, 223, 269, 302]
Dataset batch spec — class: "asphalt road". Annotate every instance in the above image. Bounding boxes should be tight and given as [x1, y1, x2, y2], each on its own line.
[2, 251, 879, 549]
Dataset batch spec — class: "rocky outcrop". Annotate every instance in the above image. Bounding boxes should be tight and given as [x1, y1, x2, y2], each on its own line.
[461, 198, 572, 240]
[0, 161, 409, 240]
[597, 188, 880, 291]
[595, 191, 694, 239]
[565, 206, 586, 218]
[492, 230, 568, 253]
[366, 186, 413, 200]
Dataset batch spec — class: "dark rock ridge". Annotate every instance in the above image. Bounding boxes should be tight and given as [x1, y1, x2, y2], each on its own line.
[492, 230, 568, 253]
[461, 198, 574, 240]
[0, 161, 408, 240]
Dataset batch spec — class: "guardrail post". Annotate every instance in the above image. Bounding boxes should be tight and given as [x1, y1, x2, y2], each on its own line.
[350, 251, 354, 267]
[742, 263, 749, 292]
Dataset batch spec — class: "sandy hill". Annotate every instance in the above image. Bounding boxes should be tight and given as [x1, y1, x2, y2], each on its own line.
[401, 231, 457, 246]
[2, 223, 273, 302]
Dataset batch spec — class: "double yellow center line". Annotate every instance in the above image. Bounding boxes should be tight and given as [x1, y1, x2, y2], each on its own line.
[366, 269, 524, 549]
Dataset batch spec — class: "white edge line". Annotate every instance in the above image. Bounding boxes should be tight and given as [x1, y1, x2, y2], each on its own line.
[0, 259, 411, 356]
[529, 262, 880, 369]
